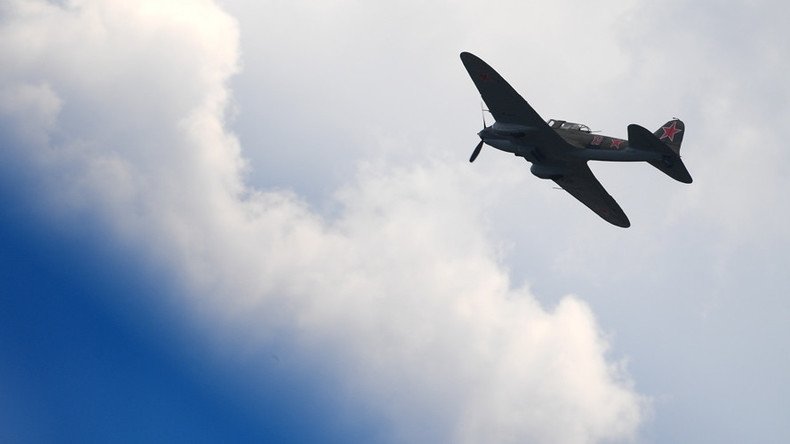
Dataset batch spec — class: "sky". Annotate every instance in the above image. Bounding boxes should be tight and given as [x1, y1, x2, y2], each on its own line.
[1, 0, 789, 442]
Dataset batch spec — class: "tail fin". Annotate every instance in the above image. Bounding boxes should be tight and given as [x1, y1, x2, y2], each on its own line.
[653, 119, 685, 155]
[628, 122, 693, 184]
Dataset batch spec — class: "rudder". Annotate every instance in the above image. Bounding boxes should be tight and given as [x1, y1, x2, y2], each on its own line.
[653, 119, 685, 155]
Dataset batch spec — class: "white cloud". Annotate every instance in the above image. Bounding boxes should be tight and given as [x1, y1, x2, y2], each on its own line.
[1, 1, 648, 442]
[211, 1, 790, 442]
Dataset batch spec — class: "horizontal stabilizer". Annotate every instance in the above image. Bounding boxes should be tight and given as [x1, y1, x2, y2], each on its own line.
[628, 124, 692, 184]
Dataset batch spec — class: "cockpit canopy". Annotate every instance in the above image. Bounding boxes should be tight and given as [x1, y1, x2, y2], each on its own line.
[547, 119, 591, 133]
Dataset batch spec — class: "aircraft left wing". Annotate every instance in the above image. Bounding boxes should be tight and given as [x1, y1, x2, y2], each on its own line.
[553, 164, 631, 227]
[460, 52, 572, 153]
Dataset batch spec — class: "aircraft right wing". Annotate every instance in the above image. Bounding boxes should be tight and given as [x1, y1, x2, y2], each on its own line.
[460, 52, 572, 152]
[553, 163, 631, 227]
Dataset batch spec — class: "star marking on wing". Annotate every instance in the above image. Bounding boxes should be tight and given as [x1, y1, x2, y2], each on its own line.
[660, 121, 683, 142]
[478, 72, 491, 82]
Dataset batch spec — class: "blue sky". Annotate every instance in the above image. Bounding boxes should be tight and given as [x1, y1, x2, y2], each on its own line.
[0, 191, 254, 442]
[2, 0, 790, 442]
[0, 188, 334, 442]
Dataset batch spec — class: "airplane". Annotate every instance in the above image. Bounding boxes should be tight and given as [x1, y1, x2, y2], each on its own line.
[460, 51, 692, 228]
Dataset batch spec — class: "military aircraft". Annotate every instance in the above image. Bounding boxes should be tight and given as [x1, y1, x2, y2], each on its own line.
[461, 52, 692, 228]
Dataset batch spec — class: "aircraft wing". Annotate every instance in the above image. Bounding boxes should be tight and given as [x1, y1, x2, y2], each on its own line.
[552, 164, 631, 227]
[460, 52, 572, 152]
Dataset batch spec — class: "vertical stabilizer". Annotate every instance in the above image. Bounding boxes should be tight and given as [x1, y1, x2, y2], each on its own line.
[629, 123, 693, 183]
[653, 119, 684, 154]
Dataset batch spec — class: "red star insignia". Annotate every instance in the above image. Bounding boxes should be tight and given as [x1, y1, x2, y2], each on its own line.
[478, 72, 491, 81]
[609, 138, 624, 149]
[660, 121, 683, 142]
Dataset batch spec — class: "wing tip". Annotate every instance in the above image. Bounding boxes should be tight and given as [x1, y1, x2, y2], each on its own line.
[607, 210, 631, 228]
[460, 51, 483, 66]
[614, 218, 631, 228]
[459, 52, 473, 68]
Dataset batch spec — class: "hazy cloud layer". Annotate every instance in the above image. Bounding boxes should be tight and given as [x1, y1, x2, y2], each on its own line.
[0, 1, 645, 442]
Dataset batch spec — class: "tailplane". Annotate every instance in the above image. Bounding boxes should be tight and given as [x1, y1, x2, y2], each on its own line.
[628, 120, 692, 183]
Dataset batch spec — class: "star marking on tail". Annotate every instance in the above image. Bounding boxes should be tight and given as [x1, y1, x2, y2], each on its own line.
[660, 121, 683, 142]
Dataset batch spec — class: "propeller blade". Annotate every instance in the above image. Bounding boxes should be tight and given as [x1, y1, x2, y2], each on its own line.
[469, 140, 484, 163]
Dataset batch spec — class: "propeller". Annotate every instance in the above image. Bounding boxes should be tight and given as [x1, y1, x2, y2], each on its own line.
[470, 103, 487, 163]
[469, 140, 484, 162]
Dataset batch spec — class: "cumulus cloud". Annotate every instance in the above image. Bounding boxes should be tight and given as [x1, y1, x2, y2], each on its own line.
[0, 1, 645, 442]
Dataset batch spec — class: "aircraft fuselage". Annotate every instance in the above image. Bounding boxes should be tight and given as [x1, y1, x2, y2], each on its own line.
[479, 121, 664, 179]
